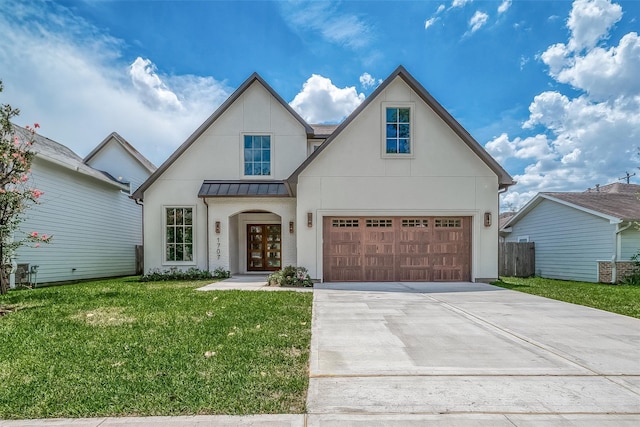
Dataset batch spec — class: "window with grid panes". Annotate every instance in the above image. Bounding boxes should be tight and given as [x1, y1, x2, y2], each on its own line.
[386, 107, 411, 154]
[165, 207, 193, 262]
[243, 135, 271, 176]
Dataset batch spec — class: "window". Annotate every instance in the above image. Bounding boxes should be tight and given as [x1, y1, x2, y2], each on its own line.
[435, 218, 461, 228]
[244, 135, 271, 176]
[165, 207, 193, 262]
[385, 107, 411, 154]
[332, 219, 359, 228]
[402, 219, 428, 227]
[366, 219, 393, 227]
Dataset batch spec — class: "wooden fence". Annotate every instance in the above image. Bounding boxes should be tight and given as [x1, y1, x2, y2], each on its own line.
[499, 242, 535, 277]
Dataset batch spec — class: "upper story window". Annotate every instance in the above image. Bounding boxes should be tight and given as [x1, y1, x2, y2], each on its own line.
[244, 135, 271, 176]
[385, 107, 411, 155]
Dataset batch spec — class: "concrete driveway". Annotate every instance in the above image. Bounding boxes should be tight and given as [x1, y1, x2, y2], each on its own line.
[306, 282, 640, 426]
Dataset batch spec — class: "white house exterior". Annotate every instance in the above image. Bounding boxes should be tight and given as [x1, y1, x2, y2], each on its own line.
[501, 183, 640, 283]
[13, 129, 155, 285]
[132, 66, 514, 283]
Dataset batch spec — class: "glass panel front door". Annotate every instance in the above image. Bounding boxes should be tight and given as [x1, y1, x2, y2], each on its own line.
[247, 224, 281, 271]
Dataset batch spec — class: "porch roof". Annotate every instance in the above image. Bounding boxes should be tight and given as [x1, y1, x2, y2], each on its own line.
[198, 180, 292, 197]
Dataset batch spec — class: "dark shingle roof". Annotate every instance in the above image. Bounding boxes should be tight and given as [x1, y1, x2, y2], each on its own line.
[543, 183, 640, 221]
[13, 125, 129, 190]
[198, 180, 291, 197]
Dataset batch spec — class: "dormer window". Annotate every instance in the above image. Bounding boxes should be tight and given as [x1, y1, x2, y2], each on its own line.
[243, 135, 271, 176]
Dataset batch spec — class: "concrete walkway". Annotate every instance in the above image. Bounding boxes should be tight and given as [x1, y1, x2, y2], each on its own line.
[3, 282, 640, 426]
[306, 281, 640, 425]
[196, 274, 312, 292]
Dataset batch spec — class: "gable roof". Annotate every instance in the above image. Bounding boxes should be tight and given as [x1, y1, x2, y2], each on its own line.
[287, 65, 515, 190]
[504, 183, 640, 228]
[13, 125, 129, 190]
[131, 72, 314, 200]
[85, 132, 157, 174]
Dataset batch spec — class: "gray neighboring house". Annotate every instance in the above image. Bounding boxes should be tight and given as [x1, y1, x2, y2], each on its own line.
[501, 183, 640, 283]
[11, 126, 156, 286]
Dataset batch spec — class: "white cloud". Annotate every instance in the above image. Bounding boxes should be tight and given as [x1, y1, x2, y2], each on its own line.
[567, 0, 622, 51]
[279, 1, 372, 50]
[129, 57, 182, 111]
[425, 17, 439, 30]
[290, 74, 364, 124]
[437, 4, 446, 14]
[555, 32, 640, 100]
[540, 43, 571, 75]
[452, 0, 473, 8]
[493, 0, 640, 210]
[359, 72, 381, 90]
[498, 0, 512, 14]
[469, 11, 489, 33]
[0, 0, 231, 166]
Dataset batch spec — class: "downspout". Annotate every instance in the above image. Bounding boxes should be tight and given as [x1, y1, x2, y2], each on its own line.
[203, 198, 210, 272]
[611, 221, 632, 283]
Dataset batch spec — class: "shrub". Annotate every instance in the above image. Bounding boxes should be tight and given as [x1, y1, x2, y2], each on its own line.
[212, 266, 231, 279]
[268, 266, 313, 287]
[140, 267, 227, 282]
[621, 251, 640, 286]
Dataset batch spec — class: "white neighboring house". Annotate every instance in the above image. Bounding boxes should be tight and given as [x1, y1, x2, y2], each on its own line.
[501, 183, 640, 283]
[132, 66, 514, 283]
[11, 127, 156, 286]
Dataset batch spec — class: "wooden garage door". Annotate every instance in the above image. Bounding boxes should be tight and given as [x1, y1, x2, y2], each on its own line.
[323, 217, 471, 282]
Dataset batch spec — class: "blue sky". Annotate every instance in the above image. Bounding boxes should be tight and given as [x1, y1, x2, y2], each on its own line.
[1, 0, 639, 209]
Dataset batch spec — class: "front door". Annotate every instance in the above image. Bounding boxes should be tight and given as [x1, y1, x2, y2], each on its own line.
[247, 224, 282, 271]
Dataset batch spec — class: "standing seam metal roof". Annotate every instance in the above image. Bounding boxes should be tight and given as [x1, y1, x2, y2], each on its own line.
[198, 180, 291, 197]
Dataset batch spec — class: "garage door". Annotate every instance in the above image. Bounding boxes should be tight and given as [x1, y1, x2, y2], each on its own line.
[323, 216, 471, 282]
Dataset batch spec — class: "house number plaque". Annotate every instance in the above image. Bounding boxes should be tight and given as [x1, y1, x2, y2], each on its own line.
[217, 237, 221, 260]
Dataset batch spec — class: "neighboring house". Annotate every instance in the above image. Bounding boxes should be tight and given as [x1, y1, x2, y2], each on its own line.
[501, 183, 640, 283]
[131, 66, 514, 283]
[498, 212, 516, 242]
[12, 127, 156, 286]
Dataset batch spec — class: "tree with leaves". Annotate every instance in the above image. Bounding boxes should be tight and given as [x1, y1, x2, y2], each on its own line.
[0, 80, 51, 294]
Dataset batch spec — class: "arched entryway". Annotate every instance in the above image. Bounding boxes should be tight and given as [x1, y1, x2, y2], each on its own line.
[229, 210, 282, 274]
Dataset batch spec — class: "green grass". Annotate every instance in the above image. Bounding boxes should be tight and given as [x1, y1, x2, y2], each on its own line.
[495, 276, 640, 319]
[0, 277, 313, 419]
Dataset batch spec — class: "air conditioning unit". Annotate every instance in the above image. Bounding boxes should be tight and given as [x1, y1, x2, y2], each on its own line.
[16, 264, 30, 284]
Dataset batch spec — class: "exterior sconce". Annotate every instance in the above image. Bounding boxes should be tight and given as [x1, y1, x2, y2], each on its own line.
[484, 212, 492, 227]
[215, 221, 221, 234]
[289, 221, 295, 234]
[307, 212, 313, 228]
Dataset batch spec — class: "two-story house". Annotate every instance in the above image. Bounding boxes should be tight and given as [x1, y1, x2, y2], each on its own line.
[131, 66, 514, 283]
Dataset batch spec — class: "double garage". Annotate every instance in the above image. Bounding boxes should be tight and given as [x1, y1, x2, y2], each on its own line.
[323, 216, 471, 282]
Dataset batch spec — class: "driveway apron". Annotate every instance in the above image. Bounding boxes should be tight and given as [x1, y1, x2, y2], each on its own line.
[306, 282, 640, 425]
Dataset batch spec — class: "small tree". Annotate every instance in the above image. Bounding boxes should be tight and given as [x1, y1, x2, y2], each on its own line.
[0, 80, 50, 294]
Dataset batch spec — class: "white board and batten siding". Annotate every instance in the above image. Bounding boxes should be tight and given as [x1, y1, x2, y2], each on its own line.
[505, 199, 616, 282]
[15, 158, 144, 284]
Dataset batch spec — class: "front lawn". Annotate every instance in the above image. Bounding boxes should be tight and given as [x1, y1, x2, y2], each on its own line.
[0, 277, 313, 419]
[495, 276, 640, 319]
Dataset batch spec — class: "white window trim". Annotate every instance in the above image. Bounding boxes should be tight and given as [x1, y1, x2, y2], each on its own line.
[517, 236, 530, 243]
[240, 133, 274, 179]
[381, 102, 415, 159]
[162, 205, 196, 266]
